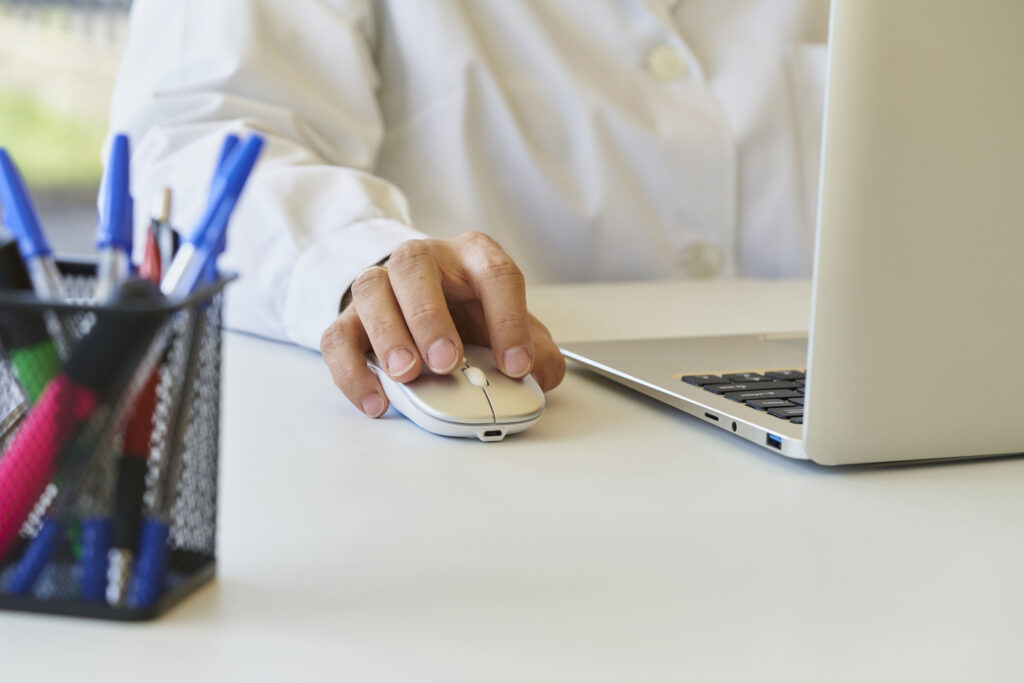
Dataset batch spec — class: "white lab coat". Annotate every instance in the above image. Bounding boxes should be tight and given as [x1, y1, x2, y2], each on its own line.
[109, 0, 830, 350]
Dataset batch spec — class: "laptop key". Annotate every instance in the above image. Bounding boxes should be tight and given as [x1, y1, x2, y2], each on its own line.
[724, 389, 801, 402]
[790, 417, 804, 425]
[767, 406, 804, 419]
[705, 381, 799, 394]
[681, 374, 730, 386]
[746, 398, 795, 410]
[789, 397, 805, 406]
[766, 370, 805, 381]
[722, 372, 770, 383]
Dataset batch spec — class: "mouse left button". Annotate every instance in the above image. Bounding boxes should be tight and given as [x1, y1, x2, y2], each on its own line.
[401, 373, 495, 424]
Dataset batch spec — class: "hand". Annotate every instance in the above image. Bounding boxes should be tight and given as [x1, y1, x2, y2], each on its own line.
[320, 231, 566, 417]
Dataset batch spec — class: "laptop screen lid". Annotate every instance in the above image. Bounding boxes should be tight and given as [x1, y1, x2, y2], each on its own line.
[803, 0, 1024, 465]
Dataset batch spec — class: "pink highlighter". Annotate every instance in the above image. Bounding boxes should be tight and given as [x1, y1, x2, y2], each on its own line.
[0, 279, 166, 559]
[0, 376, 97, 553]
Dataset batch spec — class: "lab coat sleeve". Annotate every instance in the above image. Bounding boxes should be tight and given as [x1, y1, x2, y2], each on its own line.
[108, 0, 426, 349]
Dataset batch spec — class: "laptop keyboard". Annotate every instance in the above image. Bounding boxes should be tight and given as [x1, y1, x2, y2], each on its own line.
[681, 371, 807, 424]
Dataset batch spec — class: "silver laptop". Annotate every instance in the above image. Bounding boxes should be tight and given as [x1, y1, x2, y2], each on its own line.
[562, 0, 1024, 466]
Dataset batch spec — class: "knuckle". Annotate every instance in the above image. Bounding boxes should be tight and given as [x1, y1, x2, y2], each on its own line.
[462, 232, 519, 272]
[387, 239, 432, 272]
[318, 313, 378, 399]
[534, 345, 566, 390]
[460, 230, 498, 249]
[350, 267, 389, 297]
[362, 316, 402, 342]
[479, 257, 524, 283]
[319, 317, 348, 355]
[488, 312, 529, 337]
[331, 363, 367, 394]
[404, 300, 447, 328]
[531, 316, 554, 339]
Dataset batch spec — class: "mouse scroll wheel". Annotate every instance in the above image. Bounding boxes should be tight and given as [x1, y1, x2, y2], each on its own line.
[462, 366, 489, 387]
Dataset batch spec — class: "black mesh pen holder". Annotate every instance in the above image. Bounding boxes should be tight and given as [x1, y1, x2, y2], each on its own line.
[0, 259, 230, 621]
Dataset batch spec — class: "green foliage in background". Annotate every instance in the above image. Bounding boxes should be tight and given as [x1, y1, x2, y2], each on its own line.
[0, 86, 106, 189]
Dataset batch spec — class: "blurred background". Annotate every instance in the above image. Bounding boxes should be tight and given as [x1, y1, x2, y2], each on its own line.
[0, 0, 130, 255]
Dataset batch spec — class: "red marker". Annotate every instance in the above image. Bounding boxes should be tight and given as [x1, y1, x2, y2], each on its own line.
[105, 222, 165, 605]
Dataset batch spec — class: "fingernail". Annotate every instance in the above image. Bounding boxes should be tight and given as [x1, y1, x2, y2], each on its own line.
[360, 392, 386, 417]
[386, 347, 416, 376]
[427, 338, 460, 373]
[502, 347, 533, 377]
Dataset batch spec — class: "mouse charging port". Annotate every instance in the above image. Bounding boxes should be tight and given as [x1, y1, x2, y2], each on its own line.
[484, 430, 503, 438]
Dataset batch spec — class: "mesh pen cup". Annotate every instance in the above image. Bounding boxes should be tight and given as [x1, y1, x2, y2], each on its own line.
[0, 260, 228, 621]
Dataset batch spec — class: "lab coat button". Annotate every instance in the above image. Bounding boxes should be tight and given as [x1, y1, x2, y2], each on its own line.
[646, 45, 689, 81]
[678, 241, 723, 279]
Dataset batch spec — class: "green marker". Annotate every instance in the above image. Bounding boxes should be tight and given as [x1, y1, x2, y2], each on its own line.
[6, 339, 61, 403]
[0, 239, 61, 403]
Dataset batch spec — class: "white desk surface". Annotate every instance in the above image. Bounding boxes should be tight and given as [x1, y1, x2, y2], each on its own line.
[3, 279, 1022, 682]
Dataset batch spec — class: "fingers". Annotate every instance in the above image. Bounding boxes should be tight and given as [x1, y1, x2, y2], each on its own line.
[386, 240, 463, 374]
[350, 265, 422, 382]
[320, 309, 388, 417]
[442, 232, 534, 378]
[325, 232, 564, 422]
[450, 302, 565, 393]
[527, 314, 566, 392]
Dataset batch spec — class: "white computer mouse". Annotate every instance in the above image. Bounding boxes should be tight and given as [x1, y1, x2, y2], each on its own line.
[367, 344, 546, 441]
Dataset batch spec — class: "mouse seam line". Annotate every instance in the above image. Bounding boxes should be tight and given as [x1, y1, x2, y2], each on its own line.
[480, 387, 497, 424]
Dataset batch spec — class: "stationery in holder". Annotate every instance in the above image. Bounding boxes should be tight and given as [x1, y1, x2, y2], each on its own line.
[0, 132, 259, 619]
[0, 261, 232, 620]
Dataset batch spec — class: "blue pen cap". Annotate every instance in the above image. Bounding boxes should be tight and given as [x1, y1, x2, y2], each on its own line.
[213, 135, 241, 184]
[5, 518, 62, 596]
[189, 135, 264, 270]
[0, 148, 52, 260]
[79, 517, 113, 603]
[204, 135, 240, 283]
[161, 134, 263, 298]
[127, 519, 171, 610]
[97, 134, 132, 250]
[210, 135, 239, 258]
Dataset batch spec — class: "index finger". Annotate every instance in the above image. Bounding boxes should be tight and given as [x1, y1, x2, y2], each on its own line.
[387, 240, 464, 375]
[454, 232, 534, 378]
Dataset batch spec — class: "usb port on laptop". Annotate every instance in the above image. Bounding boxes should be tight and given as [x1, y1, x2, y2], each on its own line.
[765, 433, 783, 450]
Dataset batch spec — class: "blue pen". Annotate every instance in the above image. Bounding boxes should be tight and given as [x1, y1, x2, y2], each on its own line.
[128, 134, 263, 610]
[0, 149, 66, 301]
[95, 134, 133, 301]
[161, 134, 264, 298]
[126, 302, 207, 610]
[73, 136, 134, 599]
[204, 134, 239, 284]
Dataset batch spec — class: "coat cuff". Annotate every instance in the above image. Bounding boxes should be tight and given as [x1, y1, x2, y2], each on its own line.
[282, 218, 426, 350]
